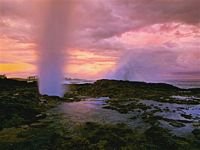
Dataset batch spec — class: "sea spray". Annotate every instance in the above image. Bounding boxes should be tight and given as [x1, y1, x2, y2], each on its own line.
[106, 50, 166, 82]
[37, 0, 71, 97]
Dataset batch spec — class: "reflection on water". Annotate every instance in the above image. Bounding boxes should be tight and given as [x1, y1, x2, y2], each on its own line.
[58, 97, 133, 124]
[140, 100, 200, 119]
[57, 97, 200, 136]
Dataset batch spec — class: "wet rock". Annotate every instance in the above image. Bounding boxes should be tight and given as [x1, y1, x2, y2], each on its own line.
[192, 129, 200, 140]
[14, 93, 19, 96]
[163, 107, 170, 112]
[39, 98, 48, 104]
[181, 114, 192, 119]
[169, 121, 185, 128]
[21, 125, 29, 129]
[129, 116, 137, 120]
[193, 123, 200, 127]
[154, 106, 160, 109]
[30, 122, 47, 128]
[35, 113, 47, 119]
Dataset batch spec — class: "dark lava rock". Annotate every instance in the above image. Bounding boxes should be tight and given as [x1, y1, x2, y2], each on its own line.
[35, 113, 47, 119]
[169, 121, 185, 128]
[181, 114, 192, 120]
[192, 129, 200, 140]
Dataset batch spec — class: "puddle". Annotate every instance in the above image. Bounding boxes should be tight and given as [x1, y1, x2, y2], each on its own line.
[58, 98, 131, 123]
[56, 97, 200, 136]
[140, 100, 200, 119]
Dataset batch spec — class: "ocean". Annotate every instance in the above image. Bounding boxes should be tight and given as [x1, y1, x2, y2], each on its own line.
[167, 80, 200, 89]
[63, 79, 200, 89]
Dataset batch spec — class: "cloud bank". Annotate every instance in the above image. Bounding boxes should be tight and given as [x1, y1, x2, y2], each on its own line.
[0, 0, 200, 81]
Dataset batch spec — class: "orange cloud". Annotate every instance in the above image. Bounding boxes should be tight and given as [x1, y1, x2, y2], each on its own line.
[0, 62, 35, 73]
[66, 49, 116, 79]
[1, 0, 200, 81]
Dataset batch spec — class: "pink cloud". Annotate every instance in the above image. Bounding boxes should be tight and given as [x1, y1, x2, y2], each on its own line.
[0, 0, 199, 80]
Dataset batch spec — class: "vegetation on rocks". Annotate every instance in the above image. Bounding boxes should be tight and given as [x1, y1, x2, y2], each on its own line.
[70, 79, 200, 104]
[0, 78, 200, 149]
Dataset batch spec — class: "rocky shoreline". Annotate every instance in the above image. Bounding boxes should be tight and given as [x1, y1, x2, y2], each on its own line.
[0, 78, 200, 149]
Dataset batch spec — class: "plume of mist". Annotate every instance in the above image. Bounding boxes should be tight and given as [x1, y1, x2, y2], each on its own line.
[37, 0, 71, 97]
[106, 49, 175, 82]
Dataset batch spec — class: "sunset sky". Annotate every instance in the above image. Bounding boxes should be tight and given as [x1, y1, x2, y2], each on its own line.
[0, 0, 200, 81]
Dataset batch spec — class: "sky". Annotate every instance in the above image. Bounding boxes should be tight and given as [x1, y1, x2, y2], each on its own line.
[0, 0, 200, 81]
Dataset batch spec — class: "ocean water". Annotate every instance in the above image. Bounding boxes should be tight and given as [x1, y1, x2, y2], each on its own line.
[63, 79, 200, 89]
[167, 80, 200, 89]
